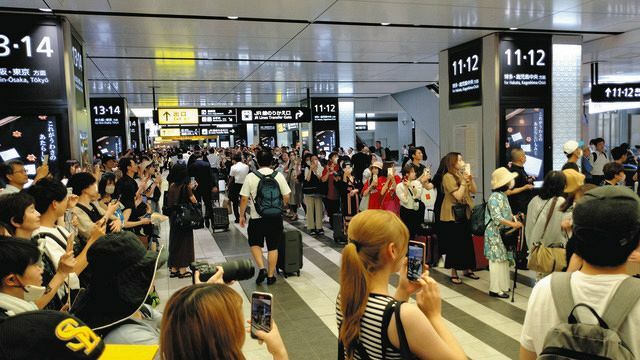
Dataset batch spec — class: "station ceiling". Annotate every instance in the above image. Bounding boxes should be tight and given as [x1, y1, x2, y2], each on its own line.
[2, 0, 640, 108]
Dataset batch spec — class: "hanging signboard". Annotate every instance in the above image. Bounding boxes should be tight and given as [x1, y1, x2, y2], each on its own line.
[158, 108, 198, 125]
[240, 107, 310, 123]
[311, 97, 340, 152]
[199, 108, 237, 123]
[311, 98, 339, 122]
[499, 34, 552, 101]
[591, 83, 640, 102]
[0, 15, 65, 106]
[90, 97, 127, 156]
[448, 39, 482, 109]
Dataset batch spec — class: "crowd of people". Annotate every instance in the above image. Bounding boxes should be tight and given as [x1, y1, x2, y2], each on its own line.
[0, 134, 637, 359]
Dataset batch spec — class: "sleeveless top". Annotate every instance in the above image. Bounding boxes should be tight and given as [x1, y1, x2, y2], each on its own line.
[336, 293, 404, 360]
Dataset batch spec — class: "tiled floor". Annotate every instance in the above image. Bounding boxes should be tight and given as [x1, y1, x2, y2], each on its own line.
[154, 192, 540, 360]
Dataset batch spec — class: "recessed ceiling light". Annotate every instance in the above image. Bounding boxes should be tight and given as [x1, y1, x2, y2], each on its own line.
[380, 22, 391, 26]
[39, 8, 52, 12]
[509, 27, 518, 30]
[227, 16, 239, 20]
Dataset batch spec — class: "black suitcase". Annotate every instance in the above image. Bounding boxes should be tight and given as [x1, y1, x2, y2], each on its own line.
[211, 207, 230, 232]
[332, 213, 347, 243]
[277, 229, 303, 277]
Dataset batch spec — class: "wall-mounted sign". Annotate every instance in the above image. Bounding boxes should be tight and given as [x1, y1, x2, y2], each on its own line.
[499, 34, 551, 100]
[158, 108, 198, 125]
[91, 98, 125, 126]
[591, 83, 640, 102]
[90, 97, 127, 156]
[240, 107, 310, 123]
[199, 108, 237, 123]
[0, 15, 65, 106]
[71, 35, 85, 109]
[448, 39, 482, 109]
[311, 98, 339, 122]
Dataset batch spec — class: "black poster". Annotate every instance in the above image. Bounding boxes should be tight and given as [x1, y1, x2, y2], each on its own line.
[90, 97, 127, 157]
[448, 39, 482, 109]
[0, 15, 65, 106]
[259, 124, 277, 148]
[0, 115, 59, 168]
[504, 108, 546, 180]
[71, 35, 85, 109]
[591, 83, 640, 102]
[499, 34, 552, 101]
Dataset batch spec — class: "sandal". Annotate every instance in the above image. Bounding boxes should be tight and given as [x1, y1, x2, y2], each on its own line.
[464, 273, 480, 280]
[450, 276, 462, 284]
[178, 271, 193, 279]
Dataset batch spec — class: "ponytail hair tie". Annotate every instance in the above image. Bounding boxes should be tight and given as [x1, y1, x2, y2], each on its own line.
[349, 239, 362, 252]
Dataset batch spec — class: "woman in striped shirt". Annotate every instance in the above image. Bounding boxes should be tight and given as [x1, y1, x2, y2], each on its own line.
[336, 210, 467, 360]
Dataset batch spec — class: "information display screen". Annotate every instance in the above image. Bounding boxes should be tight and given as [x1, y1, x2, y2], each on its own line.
[448, 39, 482, 109]
[499, 34, 551, 100]
[504, 108, 545, 180]
[0, 114, 58, 167]
[0, 15, 65, 105]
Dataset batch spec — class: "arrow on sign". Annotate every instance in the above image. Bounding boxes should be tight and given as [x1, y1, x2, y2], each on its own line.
[605, 88, 612, 98]
[230, 129, 236, 134]
[163, 112, 170, 121]
[295, 110, 303, 120]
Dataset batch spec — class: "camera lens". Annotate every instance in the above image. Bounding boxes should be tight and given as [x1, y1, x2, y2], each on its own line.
[220, 259, 255, 283]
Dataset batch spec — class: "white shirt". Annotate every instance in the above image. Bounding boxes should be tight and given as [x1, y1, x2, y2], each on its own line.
[589, 150, 609, 176]
[396, 180, 423, 210]
[229, 162, 250, 184]
[207, 153, 220, 169]
[32, 226, 81, 297]
[1, 184, 21, 195]
[521, 271, 640, 357]
[239, 167, 291, 220]
[0, 292, 38, 316]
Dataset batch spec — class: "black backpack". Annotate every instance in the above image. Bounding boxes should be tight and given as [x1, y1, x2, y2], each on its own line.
[254, 171, 283, 218]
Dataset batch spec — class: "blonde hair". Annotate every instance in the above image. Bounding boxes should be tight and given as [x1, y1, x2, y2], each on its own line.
[161, 284, 246, 360]
[339, 210, 409, 359]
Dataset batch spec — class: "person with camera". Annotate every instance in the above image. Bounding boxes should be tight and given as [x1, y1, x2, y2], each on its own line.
[485, 168, 524, 299]
[239, 150, 291, 285]
[337, 210, 466, 360]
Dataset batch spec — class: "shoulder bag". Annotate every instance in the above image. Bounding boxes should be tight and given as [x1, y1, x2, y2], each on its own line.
[528, 197, 567, 273]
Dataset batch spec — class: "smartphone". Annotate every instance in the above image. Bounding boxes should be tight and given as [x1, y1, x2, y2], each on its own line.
[407, 241, 426, 282]
[251, 292, 273, 339]
[141, 195, 148, 204]
[464, 163, 471, 176]
[66, 187, 73, 196]
[387, 168, 393, 177]
[43, 154, 49, 165]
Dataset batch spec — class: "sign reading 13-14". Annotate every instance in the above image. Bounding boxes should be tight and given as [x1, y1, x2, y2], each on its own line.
[0, 14, 65, 105]
[448, 39, 482, 109]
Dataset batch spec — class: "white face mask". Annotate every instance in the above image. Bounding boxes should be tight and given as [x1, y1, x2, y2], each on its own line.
[105, 185, 115, 194]
[22, 284, 47, 302]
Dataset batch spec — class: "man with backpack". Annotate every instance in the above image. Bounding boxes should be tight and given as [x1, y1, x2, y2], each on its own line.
[520, 186, 640, 359]
[239, 149, 291, 285]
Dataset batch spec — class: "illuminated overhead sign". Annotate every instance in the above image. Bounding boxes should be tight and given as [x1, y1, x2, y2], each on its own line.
[240, 107, 310, 123]
[499, 34, 552, 100]
[199, 108, 237, 123]
[158, 108, 199, 125]
[448, 39, 482, 109]
[591, 83, 640, 102]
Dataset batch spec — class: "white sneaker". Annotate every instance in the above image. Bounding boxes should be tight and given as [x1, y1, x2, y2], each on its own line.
[323, 216, 330, 223]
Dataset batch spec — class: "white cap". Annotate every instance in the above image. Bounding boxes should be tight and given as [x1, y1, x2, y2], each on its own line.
[563, 140, 579, 155]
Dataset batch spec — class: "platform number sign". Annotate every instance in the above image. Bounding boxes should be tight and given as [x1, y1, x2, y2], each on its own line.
[0, 14, 65, 105]
[448, 39, 482, 109]
[499, 34, 552, 100]
[591, 83, 640, 102]
[311, 98, 339, 122]
[90, 98, 126, 126]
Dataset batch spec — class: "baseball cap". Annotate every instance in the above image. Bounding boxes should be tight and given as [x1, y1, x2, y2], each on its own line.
[0, 310, 105, 360]
[563, 140, 580, 155]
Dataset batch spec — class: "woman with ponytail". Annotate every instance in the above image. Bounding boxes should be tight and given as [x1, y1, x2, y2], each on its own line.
[336, 210, 466, 360]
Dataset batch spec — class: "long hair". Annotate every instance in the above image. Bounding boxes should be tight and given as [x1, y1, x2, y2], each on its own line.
[339, 210, 409, 359]
[540, 171, 566, 200]
[443, 152, 462, 186]
[160, 284, 245, 360]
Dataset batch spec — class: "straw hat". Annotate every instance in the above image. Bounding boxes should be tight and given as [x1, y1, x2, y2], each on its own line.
[371, 161, 383, 170]
[563, 168, 585, 193]
[491, 167, 518, 190]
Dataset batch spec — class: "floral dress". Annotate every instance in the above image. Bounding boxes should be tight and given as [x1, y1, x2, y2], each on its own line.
[484, 191, 513, 262]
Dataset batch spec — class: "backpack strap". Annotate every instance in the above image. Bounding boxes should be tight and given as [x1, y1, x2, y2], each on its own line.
[550, 272, 576, 321]
[601, 277, 640, 333]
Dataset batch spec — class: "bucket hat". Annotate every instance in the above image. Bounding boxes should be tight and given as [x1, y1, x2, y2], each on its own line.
[491, 167, 518, 190]
[562, 169, 585, 193]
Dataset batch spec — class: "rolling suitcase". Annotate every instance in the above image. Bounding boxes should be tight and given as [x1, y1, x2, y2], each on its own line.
[277, 229, 303, 277]
[332, 213, 347, 243]
[472, 235, 489, 270]
[211, 207, 230, 232]
[414, 234, 439, 267]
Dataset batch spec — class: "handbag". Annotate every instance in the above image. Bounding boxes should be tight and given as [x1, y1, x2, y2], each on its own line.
[452, 203, 469, 223]
[500, 227, 519, 250]
[173, 185, 204, 230]
[527, 197, 566, 273]
[222, 199, 232, 214]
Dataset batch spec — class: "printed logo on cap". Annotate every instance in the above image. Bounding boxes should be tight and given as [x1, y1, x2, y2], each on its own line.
[55, 318, 102, 355]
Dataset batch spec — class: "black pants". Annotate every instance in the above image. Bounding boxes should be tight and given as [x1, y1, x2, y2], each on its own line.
[323, 198, 340, 220]
[400, 207, 420, 240]
[194, 187, 213, 218]
[230, 183, 243, 221]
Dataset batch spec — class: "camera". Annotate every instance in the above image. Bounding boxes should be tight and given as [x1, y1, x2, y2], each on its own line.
[190, 259, 256, 284]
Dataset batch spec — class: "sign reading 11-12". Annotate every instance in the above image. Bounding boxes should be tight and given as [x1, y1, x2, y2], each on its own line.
[499, 34, 551, 100]
[448, 39, 482, 109]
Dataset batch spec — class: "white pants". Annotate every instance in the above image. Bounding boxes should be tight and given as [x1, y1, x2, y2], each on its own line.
[489, 260, 510, 294]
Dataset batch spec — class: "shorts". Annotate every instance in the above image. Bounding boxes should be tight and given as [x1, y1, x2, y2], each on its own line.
[248, 217, 283, 251]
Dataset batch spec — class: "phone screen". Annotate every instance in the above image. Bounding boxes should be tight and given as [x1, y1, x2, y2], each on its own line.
[251, 292, 272, 339]
[464, 163, 471, 176]
[407, 241, 425, 281]
[142, 195, 147, 204]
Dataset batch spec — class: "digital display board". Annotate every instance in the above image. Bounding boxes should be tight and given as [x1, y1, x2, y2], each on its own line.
[448, 39, 482, 108]
[158, 108, 199, 125]
[504, 108, 545, 180]
[499, 34, 552, 100]
[591, 83, 640, 102]
[0, 15, 65, 105]
[0, 115, 58, 165]
[90, 97, 127, 157]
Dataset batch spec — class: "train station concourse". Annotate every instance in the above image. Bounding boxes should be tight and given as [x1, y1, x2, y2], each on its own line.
[1, 1, 640, 359]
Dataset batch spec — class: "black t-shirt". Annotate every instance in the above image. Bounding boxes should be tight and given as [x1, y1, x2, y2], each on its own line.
[351, 152, 370, 182]
[116, 174, 138, 211]
[562, 162, 580, 172]
[508, 163, 532, 214]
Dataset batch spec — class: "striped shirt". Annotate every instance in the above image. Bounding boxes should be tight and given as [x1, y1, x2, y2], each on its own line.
[336, 294, 403, 360]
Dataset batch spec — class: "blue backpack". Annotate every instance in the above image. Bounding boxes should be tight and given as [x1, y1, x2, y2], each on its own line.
[254, 171, 283, 218]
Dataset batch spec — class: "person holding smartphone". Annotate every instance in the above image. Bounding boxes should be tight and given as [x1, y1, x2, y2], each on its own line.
[380, 165, 402, 216]
[161, 283, 288, 360]
[337, 210, 466, 360]
[396, 163, 423, 239]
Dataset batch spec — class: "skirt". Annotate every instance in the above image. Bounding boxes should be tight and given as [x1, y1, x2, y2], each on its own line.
[168, 220, 195, 268]
[440, 220, 476, 270]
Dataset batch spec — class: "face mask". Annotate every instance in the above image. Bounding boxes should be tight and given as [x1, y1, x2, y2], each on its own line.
[105, 185, 115, 194]
[22, 284, 47, 302]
